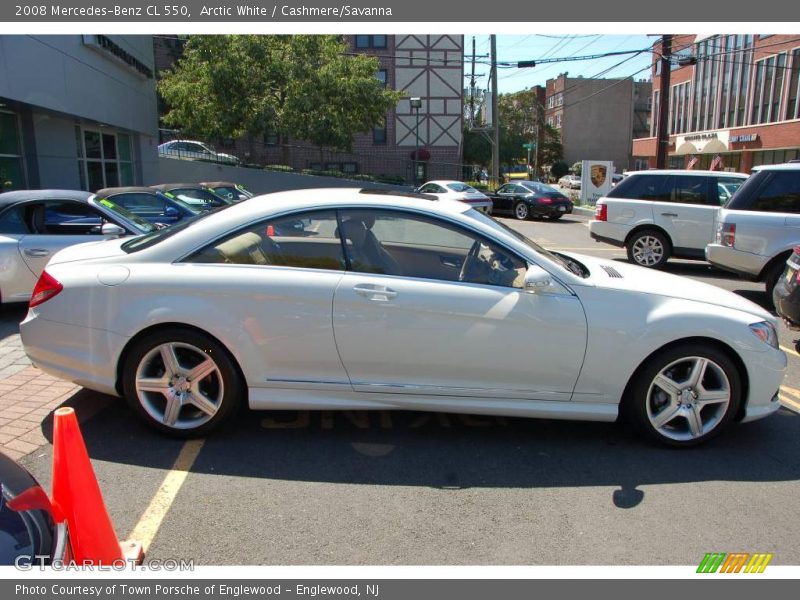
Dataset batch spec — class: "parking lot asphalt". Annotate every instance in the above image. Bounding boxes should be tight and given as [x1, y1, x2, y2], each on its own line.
[5, 211, 800, 565]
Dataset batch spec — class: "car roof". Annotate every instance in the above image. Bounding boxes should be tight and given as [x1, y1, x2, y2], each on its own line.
[95, 187, 162, 197]
[200, 181, 241, 188]
[425, 180, 468, 186]
[622, 169, 748, 178]
[161, 139, 207, 145]
[152, 183, 205, 191]
[0, 189, 92, 208]
[752, 163, 800, 172]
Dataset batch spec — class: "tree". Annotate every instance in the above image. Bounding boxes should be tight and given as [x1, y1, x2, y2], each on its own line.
[158, 35, 403, 160]
[538, 124, 564, 169]
[551, 160, 570, 180]
[572, 161, 582, 176]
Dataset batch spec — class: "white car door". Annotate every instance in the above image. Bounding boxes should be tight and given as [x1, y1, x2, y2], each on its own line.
[17, 200, 117, 282]
[332, 209, 587, 401]
[652, 175, 719, 254]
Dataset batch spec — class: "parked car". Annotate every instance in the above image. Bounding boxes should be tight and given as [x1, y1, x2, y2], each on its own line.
[589, 170, 749, 268]
[201, 181, 254, 203]
[706, 163, 800, 301]
[0, 451, 67, 566]
[157, 140, 240, 166]
[772, 246, 800, 345]
[93, 187, 200, 226]
[21, 188, 785, 447]
[0, 190, 154, 304]
[487, 181, 573, 220]
[414, 180, 493, 214]
[558, 175, 581, 189]
[151, 183, 232, 211]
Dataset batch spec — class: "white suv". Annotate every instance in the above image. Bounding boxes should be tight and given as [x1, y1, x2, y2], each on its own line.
[706, 163, 800, 300]
[589, 170, 748, 268]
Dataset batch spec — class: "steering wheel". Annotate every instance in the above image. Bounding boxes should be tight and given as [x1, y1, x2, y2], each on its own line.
[459, 240, 483, 282]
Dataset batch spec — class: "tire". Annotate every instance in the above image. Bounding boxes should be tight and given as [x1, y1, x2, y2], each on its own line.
[122, 328, 243, 437]
[626, 229, 670, 269]
[764, 259, 788, 306]
[624, 343, 741, 448]
[514, 201, 530, 220]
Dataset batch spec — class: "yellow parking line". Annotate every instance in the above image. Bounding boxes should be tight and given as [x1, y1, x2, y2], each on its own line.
[128, 439, 205, 552]
[780, 345, 800, 359]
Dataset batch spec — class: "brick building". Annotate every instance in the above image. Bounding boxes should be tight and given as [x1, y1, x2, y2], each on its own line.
[154, 35, 465, 183]
[544, 73, 652, 172]
[633, 35, 800, 172]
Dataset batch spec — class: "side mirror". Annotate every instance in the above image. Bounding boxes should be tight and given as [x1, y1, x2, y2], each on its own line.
[164, 206, 179, 218]
[100, 223, 126, 237]
[523, 265, 554, 294]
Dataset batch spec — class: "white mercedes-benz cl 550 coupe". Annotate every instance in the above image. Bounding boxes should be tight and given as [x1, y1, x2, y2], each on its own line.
[20, 188, 786, 447]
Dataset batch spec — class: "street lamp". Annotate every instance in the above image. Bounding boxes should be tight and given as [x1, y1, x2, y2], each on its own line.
[410, 97, 422, 186]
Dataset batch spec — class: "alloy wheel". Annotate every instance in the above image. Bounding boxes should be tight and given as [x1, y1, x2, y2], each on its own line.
[631, 235, 665, 267]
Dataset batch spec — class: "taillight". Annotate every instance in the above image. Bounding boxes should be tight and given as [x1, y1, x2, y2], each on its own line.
[538, 197, 553, 204]
[718, 223, 736, 247]
[595, 203, 608, 221]
[29, 271, 63, 308]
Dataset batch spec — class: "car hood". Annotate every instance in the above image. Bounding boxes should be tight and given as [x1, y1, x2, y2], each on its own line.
[563, 253, 773, 321]
[48, 237, 130, 266]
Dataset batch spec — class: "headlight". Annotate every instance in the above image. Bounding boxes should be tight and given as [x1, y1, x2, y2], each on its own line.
[749, 321, 779, 349]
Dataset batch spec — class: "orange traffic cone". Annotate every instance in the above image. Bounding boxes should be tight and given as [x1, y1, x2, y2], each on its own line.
[51, 407, 124, 565]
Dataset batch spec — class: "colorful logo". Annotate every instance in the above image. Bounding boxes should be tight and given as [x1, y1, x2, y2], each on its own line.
[697, 552, 773, 573]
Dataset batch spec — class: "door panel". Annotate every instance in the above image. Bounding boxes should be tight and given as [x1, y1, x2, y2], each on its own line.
[0, 235, 37, 302]
[333, 273, 587, 400]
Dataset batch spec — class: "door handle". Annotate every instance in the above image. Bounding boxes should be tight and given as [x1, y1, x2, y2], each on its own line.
[440, 257, 462, 268]
[353, 284, 398, 301]
[661, 212, 678, 217]
[24, 248, 50, 258]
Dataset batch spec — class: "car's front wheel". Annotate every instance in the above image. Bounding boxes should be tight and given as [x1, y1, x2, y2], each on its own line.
[625, 344, 741, 447]
[122, 328, 242, 437]
[626, 229, 670, 268]
[514, 201, 530, 220]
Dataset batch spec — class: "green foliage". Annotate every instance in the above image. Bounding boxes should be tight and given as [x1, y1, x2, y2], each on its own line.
[264, 164, 294, 172]
[159, 35, 403, 153]
[551, 160, 570, 180]
[375, 174, 406, 185]
[571, 161, 582, 176]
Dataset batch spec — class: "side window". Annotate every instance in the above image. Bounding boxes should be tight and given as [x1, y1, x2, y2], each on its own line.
[418, 184, 434, 193]
[670, 175, 709, 205]
[0, 206, 30, 234]
[339, 209, 527, 288]
[36, 201, 105, 235]
[750, 172, 800, 213]
[606, 175, 668, 201]
[716, 177, 745, 205]
[186, 210, 344, 270]
[497, 185, 512, 194]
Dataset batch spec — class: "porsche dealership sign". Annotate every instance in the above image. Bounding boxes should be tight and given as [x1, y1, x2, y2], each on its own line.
[580, 160, 614, 205]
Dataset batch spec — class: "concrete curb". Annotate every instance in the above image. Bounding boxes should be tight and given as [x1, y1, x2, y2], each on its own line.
[572, 206, 595, 217]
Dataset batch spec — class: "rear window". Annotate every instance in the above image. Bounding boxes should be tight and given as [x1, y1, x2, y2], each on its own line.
[740, 171, 800, 213]
[446, 183, 476, 193]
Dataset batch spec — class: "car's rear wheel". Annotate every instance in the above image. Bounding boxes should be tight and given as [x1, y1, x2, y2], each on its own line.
[625, 344, 741, 447]
[626, 230, 670, 268]
[764, 258, 789, 306]
[122, 328, 242, 437]
[514, 201, 530, 220]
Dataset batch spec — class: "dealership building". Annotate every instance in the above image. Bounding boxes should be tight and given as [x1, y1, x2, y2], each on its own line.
[632, 34, 800, 172]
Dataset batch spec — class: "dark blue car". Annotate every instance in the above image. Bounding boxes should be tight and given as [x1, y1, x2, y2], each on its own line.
[92, 187, 199, 226]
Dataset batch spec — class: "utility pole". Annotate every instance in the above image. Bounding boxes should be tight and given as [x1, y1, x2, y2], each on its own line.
[469, 36, 476, 127]
[655, 34, 672, 169]
[490, 34, 500, 187]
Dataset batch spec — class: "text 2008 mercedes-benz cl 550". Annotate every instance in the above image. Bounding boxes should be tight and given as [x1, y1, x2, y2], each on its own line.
[20, 189, 786, 447]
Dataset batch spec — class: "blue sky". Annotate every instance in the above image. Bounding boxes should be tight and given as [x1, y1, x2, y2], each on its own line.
[470, 35, 656, 94]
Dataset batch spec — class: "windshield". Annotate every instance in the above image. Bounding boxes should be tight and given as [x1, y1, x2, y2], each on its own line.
[94, 197, 156, 233]
[211, 186, 252, 202]
[463, 209, 577, 272]
[121, 203, 231, 253]
[447, 183, 477, 193]
[167, 188, 230, 208]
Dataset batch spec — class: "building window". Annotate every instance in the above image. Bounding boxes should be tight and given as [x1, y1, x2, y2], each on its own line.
[555, 113, 562, 129]
[342, 162, 358, 174]
[373, 119, 387, 144]
[355, 35, 387, 49]
[77, 127, 134, 191]
[789, 48, 800, 120]
[651, 90, 660, 137]
[751, 52, 788, 124]
[0, 110, 25, 191]
[264, 132, 279, 146]
[669, 81, 691, 134]
[376, 69, 388, 88]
